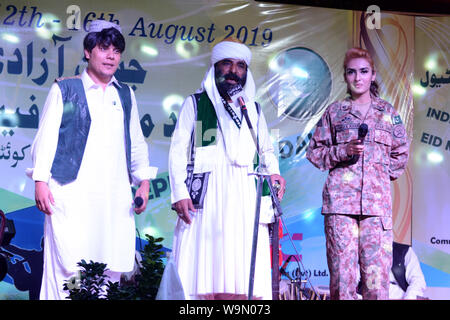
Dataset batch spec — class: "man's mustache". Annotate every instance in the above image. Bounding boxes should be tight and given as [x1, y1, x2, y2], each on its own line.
[224, 73, 241, 82]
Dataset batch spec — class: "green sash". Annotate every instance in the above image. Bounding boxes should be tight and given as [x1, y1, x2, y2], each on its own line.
[194, 91, 218, 147]
[192, 91, 270, 196]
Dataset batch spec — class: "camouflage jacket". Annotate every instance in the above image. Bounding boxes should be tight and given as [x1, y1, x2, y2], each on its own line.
[306, 96, 410, 217]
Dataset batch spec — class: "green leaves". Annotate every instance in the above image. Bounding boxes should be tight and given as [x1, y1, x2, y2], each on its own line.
[63, 259, 109, 300]
[64, 235, 166, 300]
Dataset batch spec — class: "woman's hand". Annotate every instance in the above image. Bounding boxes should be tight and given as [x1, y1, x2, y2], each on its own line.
[346, 139, 365, 157]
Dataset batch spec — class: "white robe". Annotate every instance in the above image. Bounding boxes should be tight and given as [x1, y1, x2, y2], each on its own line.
[389, 247, 427, 300]
[168, 89, 280, 300]
[27, 70, 157, 299]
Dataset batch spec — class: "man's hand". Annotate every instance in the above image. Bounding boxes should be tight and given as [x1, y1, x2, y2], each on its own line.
[134, 180, 150, 214]
[172, 198, 196, 224]
[270, 174, 286, 200]
[35, 181, 54, 215]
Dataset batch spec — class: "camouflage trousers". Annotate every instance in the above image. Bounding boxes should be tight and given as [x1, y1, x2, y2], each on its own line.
[324, 214, 393, 300]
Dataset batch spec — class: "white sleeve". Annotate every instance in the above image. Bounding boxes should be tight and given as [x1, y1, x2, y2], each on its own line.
[26, 83, 63, 183]
[129, 88, 158, 185]
[168, 96, 195, 204]
[257, 109, 280, 175]
[404, 248, 427, 299]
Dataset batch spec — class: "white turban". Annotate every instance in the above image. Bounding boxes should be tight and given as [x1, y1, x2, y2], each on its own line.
[88, 20, 122, 34]
[211, 41, 252, 66]
[201, 40, 255, 102]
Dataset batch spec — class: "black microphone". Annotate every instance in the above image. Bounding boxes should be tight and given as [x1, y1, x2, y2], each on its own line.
[227, 84, 259, 144]
[350, 123, 368, 164]
[227, 84, 248, 110]
[237, 96, 246, 110]
[358, 123, 368, 142]
[227, 84, 256, 132]
[134, 196, 144, 208]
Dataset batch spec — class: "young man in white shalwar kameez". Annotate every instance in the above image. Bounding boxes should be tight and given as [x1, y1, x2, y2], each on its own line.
[168, 38, 286, 300]
[27, 20, 157, 300]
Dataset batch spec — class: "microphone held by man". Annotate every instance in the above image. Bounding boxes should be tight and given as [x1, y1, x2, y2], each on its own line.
[227, 84, 248, 110]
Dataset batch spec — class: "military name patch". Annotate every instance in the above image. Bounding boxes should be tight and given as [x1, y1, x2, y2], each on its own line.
[335, 122, 360, 132]
[375, 122, 391, 133]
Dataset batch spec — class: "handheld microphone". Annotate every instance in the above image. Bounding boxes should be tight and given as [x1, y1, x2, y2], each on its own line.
[358, 123, 369, 140]
[134, 196, 144, 208]
[350, 123, 368, 164]
[227, 84, 248, 110]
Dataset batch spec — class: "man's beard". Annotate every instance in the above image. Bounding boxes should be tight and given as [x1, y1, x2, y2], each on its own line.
[215, 68, 247, 100]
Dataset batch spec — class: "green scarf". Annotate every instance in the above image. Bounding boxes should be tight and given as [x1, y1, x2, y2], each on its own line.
[194, 91, 271, 197]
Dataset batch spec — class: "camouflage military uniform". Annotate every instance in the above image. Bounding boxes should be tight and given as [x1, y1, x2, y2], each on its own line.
[306, 96, 410, 299]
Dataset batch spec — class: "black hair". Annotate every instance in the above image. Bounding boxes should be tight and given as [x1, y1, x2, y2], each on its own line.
[83, 27, 125, 61]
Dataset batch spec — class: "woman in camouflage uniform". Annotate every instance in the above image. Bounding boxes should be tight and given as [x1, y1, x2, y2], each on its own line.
[306, 48, 410, 300]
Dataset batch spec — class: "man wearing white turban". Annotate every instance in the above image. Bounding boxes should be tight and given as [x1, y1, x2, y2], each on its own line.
[27, 20, 157, 299]
[168, 38, 286, 300]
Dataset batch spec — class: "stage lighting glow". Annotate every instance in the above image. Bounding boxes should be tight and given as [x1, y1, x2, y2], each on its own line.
[425, 58, 437, 70]
[142, 226, 160, 238]
[141, 44, 158, 57]
[163, 94, 184, 113]
[0, 108, 18, 127]
[412, 84, 426, 96]
[301, 208, 316, 222]
[342, 171, 354, 183]
[2, 33, 20, 44]
[224, 3, 249, 14]
[19, 181, 26, 193]
[427, 151, 443, 164]
[3, 108, 15, 115]
[175, 39, 199, 59]
[291, 66, 309, 79]
[35, 13, 62, 40]
[268, 58, 279, 72]
[269, 128, 280, 144]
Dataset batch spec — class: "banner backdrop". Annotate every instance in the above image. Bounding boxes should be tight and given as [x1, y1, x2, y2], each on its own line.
[0, 0, 442, 300]
[351, 11, 415, 247]
[412, 16, 450, 300]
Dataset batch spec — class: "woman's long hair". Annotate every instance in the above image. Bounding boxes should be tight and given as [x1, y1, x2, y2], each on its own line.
[343, 47, 379, 97]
